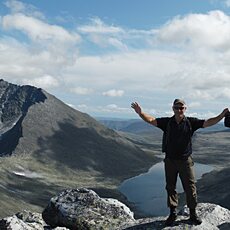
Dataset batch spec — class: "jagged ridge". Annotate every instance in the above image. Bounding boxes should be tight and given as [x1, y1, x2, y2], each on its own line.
[0, 79, 47, 155]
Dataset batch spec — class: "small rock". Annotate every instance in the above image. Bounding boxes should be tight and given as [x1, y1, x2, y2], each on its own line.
[0, 210, 69, 230]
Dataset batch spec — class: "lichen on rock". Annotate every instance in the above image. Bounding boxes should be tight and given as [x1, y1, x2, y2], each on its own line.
[42, 188, 135, 230]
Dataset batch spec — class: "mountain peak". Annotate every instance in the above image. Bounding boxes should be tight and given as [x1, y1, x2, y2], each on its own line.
[0, 79, 47, 155]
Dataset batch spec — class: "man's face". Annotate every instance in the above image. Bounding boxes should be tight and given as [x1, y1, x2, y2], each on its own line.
[172, 103, 186, 116]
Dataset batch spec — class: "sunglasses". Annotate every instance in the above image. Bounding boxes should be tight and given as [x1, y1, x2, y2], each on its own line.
[174, 106, 185, 110]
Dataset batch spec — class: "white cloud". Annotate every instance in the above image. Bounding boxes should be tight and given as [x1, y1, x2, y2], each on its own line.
[102, 89, 124, 97]
[78, 17, 123, 34]
[2, 13, 81, 43]
[0, 5, 81, 84]
[188, 102, 202, 108]
[4, 0, 45, 19]
[216, 87, 230, 99]
[156, 10, 230, 51]
[22, 75, 59, 89]
[5, 0, 26, 13]
[77, 17, 128, 51]
[187, 90, 214, 100]
[0, 36, 75, 82]
[108, 37, 128, 51]
[70, 87, 93, 95]
[64, 47, 230, 110]
[73, 103, 131, 116]
[103, 104, 130, 113]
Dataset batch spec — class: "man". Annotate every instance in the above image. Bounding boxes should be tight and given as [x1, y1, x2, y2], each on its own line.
[131, 99, 229, 226]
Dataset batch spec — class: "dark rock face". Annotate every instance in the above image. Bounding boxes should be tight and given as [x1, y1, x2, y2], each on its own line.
[0, 79, 46, 155]
[42, 188, 135, 230]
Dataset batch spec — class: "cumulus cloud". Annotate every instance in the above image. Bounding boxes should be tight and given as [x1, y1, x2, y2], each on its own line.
[70, 87, 93, 95]
[102, 89, 124, 97]
[2, 14, 81, 43]
[22, 75, 59, 89]
[188, 102, 202, 108]
[216, 87, 230, 99]
[77, 17, 128, 51]
[0, 1, 81, 88]
[4, 0, 45, 19]
[156, 10, 230, 51]
[4, 0, 26, 13]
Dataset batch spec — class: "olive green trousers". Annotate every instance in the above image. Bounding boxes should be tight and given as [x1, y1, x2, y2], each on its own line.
[164, 156, 197, 209]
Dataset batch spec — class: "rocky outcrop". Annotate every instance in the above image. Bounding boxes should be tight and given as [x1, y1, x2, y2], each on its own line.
[0, 210, 68, 229]
[0, 79, 46, 155]
[125, 203, 230, 230]
[42, 188, 135, 230]
[1, 188, 229, 230]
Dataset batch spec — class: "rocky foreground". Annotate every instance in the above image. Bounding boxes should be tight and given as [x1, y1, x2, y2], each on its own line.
[0, 188, 229, 230]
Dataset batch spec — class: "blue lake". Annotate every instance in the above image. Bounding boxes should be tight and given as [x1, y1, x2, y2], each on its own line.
[119, 161, 213, 217]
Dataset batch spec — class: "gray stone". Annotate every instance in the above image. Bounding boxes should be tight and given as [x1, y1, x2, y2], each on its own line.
[123, 203, 230, 230]
[0, 210, 68, 230]
[42, 188, 135, 230]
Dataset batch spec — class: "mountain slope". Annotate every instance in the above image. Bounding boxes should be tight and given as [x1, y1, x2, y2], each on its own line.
[15, 89, 155, 178]
[0, 80, 157, 218]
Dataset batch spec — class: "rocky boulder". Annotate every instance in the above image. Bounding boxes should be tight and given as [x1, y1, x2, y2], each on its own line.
[42, 188, 135, 230]
[0, 210, 68, 230]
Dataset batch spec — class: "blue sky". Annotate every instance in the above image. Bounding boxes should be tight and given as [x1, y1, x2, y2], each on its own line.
[1, 0, 230, 119]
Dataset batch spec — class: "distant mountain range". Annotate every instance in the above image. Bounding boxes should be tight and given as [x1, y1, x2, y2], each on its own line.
[97, 117, 229, 134]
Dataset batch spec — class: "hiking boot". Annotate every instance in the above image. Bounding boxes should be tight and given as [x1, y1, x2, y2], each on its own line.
[165, 207, 177, 226]
[165, 213, 177, 226]
[189, 209, 202, 225]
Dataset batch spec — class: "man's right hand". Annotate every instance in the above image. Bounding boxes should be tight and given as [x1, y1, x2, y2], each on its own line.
[131, 102, 142, 115]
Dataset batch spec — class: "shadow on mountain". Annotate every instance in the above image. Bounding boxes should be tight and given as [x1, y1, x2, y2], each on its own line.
[0, 85, 47, 156]
[33, 119, 153, 180]
[0, 115, 24, 156]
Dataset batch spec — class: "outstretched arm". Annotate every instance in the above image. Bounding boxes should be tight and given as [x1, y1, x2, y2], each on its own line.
[203, 108, 229, 128]
[131, 102, 157, 126]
